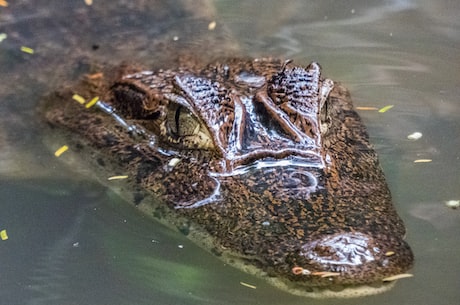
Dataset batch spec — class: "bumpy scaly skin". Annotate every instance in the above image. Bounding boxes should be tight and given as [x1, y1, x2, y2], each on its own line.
[43, 58, 413, 295]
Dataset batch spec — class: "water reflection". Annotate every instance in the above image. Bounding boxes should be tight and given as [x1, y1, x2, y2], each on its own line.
[1, 0, 459, 304]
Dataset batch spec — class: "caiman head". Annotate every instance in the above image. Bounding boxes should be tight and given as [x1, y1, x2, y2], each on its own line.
[44, 58, 414, 298]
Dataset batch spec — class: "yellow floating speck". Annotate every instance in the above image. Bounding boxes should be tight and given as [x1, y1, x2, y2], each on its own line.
[84, 0, 93, 5]
[208, 21, 217, 31]
[72, 94, 86, 104]
[107, 175, 129, 180]
[0, 0, 8, 8]
[0, 33, 7, 42]
[1, 229, 8, 240]
[382, 273, 413, 282]
[20, 46, 34, 54]
[54, 145, 69, 157]
[414, 159, 432, 163]
[356, 106, 379, 111]
[239, 281, 256, 289]
[85, 96, 99, 108]
[378, 105, 394, 113]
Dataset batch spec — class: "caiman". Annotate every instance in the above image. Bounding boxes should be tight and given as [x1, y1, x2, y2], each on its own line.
[42, 58, 414, 298]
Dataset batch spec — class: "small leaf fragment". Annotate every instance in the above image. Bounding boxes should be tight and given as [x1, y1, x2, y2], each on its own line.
[445, 200, 460, 209]
[86, 72, 103, 79]
[20, 46, 34, 54]
[72, 94, 86, 104]
[54, 145, 69, 157]
[407, 132, 423, 140]
[107, 175, 129, 180]
[208, 21, 217, 30]
[356, 106, 379, 111]
[168, 158, 181, 167]
[378, 105, 394, 113]
[0, 33, 7, 42]
[240, 281, 257, 289]
[382, 273, 413, 282]
[311, 271, 341, 278]
[85, 96, 99, 108]
[413, 159, 432, 163]
[0, 229, 8, 240]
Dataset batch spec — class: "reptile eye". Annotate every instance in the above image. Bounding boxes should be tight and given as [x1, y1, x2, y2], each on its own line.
[166, 103, 200, 137]
[163, 100, 214, 150]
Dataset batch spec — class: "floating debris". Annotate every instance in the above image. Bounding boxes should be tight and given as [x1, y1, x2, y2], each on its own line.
[208, 21, 217, 31]
[0, 229, 8, 240]
[84, 0, 93, 6]
[0, 0, 8, 8]
[385, 251, 395, 256]
[0, 33, 7, 43]
[378, 105, 394, 113]
[72, 94, 86, 104]
[86, 72, 103, 80]
[168, 157, 181, 168]
[445, 200, 460, 209]
[20, 46, 34, 54]
[407, 132, 423, 140]
[72, 94, 99, 108]
[356, 106, 379, 111]
[239, 281, 257, 289]
[382, 273, 413, 282]
[107, 175, 129, 181]
[292, 266, 310, 275]
[85, 96, 99, 108]
[54, 145, 69, 157]
[413, 159, 432, 163]
[311, 271, 341, 278]
[292, 267, 341, 278]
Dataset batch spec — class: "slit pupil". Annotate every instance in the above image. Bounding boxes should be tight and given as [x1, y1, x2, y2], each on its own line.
[174, 105, 182, 135]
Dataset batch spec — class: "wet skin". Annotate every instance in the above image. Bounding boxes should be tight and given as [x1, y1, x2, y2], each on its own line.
[43, 58, 413, 297]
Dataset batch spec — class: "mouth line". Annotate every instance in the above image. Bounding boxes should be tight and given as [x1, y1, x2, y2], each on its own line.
[270, 275, 412, 298]
[211, 153, 324, 176]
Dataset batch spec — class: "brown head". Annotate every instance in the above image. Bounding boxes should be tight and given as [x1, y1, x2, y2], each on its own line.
[44, 58, 413, 297]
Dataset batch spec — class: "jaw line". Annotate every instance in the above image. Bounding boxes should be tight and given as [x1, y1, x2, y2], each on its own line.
[266, 277, 397, 299]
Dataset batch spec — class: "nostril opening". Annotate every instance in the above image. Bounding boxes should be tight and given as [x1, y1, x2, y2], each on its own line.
[300, 232, 378, 267]
[295, 231, 413, 285]
[313, 245, 336, 257]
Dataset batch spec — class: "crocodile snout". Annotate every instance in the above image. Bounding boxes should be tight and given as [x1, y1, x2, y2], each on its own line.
[292, 232, 413, 286]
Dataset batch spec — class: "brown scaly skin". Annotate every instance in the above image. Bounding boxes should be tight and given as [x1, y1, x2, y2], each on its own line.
[42, 58, 413, 297]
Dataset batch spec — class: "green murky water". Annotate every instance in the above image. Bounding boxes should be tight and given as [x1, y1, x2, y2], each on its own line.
[1, 1, 459, 304]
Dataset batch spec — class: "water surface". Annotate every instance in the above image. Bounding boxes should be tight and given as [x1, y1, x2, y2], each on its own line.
[1, 1, 459, 304]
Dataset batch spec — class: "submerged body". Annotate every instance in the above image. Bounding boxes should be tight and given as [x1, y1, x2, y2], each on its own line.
[43, 58, 413, 298]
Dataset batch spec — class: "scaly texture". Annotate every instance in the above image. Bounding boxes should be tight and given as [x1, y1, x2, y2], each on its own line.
[42, 58, 413, 297]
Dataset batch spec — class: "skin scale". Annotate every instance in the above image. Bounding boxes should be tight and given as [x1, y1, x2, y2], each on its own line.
[43, 58, 414, 298]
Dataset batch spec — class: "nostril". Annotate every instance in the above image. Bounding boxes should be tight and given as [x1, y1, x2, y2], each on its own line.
[313, 245, 336, 257]
[293, 231, 414, 285]
[301, 232, 377, 267]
